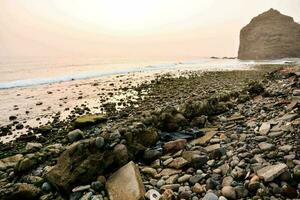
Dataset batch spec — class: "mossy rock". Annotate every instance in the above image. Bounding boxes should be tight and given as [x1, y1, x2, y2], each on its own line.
[36, 124, 52, 134]
[15, 157, 39, 173]
[74, 114, 107, 128]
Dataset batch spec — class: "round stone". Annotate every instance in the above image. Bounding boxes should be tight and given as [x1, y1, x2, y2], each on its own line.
[221, 186, 236, 199]
[156, 179, 165, 188]
[41, 182, 52, 192]
[95, 136, 105, 149]
[202, 192, 218, 200]
[91, 181, 103, 192]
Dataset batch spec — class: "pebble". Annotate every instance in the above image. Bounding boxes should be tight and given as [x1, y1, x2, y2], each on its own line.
[95, 136, 105, 149]
[221, 186, 236, 199]
[178, 174, 192, 183]
[202, 192, 218, 200]
[156, 179, 165, 188]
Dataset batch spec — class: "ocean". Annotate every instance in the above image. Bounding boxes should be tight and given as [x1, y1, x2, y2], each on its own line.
[0, 56, 298, 89]
[0, 56, 299, 142]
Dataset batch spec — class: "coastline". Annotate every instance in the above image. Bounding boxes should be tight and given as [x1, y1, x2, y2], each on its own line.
[0, 64, 299, 200]
[0, 63, 256, 143]
[0, 64, 284, 149]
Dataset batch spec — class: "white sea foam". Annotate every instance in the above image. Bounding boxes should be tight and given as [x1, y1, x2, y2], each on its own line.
[0, 57, 298, 89]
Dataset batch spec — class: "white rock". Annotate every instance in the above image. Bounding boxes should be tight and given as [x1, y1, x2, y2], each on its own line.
[259, 122, 271, 135]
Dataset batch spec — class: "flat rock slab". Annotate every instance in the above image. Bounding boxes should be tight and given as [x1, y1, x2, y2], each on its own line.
[226, 115, 245, 121]
[190, 131, 217, 145]
[159, 168, 182, 177]
[163, 139, 187, 153]
[268, 131, 284, 138]
[257, 163, 288, 182]
[74, 114, 107, 128]
[204, 144, 221, 153]
[106, 161, 145, 200]
[258, 142, 274, 151]
[259, 122, 271, 135]
[0, 154, 23, 171]
[277, 113, 298, 122]
[168, 157, 188, 169]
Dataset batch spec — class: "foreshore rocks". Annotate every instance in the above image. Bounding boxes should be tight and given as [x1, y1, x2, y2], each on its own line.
[0, 66, 299, 199]
[46, 139, 116, 194]
[106, 161, 145, 200]
[238, 8, 300, 60]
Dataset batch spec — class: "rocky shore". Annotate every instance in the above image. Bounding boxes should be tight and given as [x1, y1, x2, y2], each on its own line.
[0, 65, 299, 200]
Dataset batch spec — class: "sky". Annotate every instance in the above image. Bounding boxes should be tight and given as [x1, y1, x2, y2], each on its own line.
[0, 0, 300, 59]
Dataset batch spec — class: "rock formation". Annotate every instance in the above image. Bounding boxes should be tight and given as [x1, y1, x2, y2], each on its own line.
[238, 8, 300, 60]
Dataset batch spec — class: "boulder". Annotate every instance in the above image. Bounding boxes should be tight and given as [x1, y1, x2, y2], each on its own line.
[158, 106, 188, 131]
[163, 139, 187, 153]
[0, 154, 23, 171]
[257, 163, 288, 182]
[74, 114, 107, 128]
[106, 161, 145, 200]
[238, 9, 300, 60]
[46, 139, 115, 194]
[25, 142, 43, 152]
[180, 98, 219, 119]
[0, 183, 41, 200]
[15, 155, 41, 173]
[124, 125, 159, 156]
[67, 129, 84, 142]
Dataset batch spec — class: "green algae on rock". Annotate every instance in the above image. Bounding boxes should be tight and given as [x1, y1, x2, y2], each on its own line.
[74, 114, 107, 128]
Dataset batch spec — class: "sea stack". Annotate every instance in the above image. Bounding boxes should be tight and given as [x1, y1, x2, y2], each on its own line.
[238, 8, 300, 60]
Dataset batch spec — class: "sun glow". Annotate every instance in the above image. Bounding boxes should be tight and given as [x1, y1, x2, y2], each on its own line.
[53, 0, 214, 34]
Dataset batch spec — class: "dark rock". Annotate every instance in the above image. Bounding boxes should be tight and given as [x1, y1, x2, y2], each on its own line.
[206, 178, 219, 190]
[143, 149, 162, 163]
[91, 181, 103, 192]
[113, 144, 128, 166]
[0, 183, 41, 200]
[9, 116, 17, 121]
[95, 136, 105, 149]
[190, 115, 207, 128]
[46, 139, 115, 194]
[247, 81, 265, 96]
[41, 182, 52, 192]
[67, 129, 84, 142]
[157, 106, 188, 131]
[282, 185, 298, 198]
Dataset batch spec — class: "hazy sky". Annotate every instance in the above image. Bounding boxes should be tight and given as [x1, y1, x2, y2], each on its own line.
[1, 0, 300, 58]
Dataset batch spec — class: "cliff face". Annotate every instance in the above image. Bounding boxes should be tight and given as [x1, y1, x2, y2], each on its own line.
[238, 9, 300, 60]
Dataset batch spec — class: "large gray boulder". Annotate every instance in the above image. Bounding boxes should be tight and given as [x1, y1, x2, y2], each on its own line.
[238, 9, 300, 60]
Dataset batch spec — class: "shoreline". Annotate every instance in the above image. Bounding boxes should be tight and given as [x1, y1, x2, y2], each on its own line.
[0, 57, 297, 90]
[0, 66, 255, 143]
[0, 64, 285, 149]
